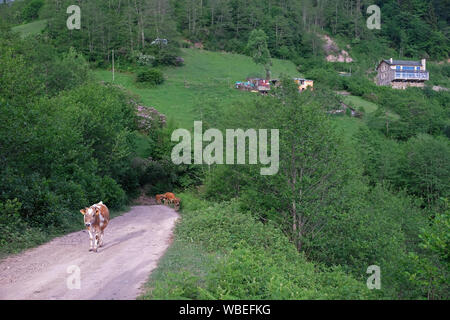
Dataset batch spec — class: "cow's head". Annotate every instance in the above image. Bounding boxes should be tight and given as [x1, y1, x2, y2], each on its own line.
[80, 206, 99, 228]
[173, 197, 181, 211]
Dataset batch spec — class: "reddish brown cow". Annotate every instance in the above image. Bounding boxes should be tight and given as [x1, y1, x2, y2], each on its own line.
[161, 192, 180, 210]
[80, 201, 110, 252]
[155, 194, 166, 204]
[172, 197, 181, 211]
[162, 192, 176, 205]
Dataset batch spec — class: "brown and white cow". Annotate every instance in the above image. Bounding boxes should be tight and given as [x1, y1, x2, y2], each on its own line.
[80, 201, 110, 252]
[172, 197, 181, 211]
[162, 192, 180, 210]
[155, 194, 166, 204]
[162, 192, 176, 206]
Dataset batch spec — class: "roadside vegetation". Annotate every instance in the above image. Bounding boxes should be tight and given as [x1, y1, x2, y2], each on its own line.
[142, 193, 373, 300]
[142, 78, 448, 300]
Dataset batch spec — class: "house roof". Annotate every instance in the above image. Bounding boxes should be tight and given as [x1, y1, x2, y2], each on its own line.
[382, 59, 422, 66]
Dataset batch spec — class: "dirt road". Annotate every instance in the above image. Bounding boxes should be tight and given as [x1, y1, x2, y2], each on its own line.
[0, 205, 179, 300]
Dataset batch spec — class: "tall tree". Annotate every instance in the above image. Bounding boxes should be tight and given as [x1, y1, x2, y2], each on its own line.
[246, 29, 272, 79]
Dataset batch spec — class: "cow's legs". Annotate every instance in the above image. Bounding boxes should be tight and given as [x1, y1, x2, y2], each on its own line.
[93, 233, 99, 252]
[88, 230, 94, 251]
[99, 231, 104, 247]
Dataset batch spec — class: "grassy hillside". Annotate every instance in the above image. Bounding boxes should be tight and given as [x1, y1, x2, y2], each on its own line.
[343, 95, 378, 113]
[342, 95, 400, 120]
[11, 19, 47, 37]
[94, 48, 386, 150]
[95, 48, 299, 129]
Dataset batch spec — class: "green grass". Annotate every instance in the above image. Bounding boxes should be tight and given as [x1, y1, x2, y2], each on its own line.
[95, 48, 299, 129]
[334, 95, 400, 145]
[12, 19, 47, 37]
[139, 240, 216, 300]
[342, 95, 400, 120]
[94, 48, 391, 157]
[333, 116, 366, 142]
[343, 95, 379, 113]
[140, 193, 373, 300]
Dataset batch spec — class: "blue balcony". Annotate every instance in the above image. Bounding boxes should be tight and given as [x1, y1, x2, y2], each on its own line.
[392, 70, 429, 81]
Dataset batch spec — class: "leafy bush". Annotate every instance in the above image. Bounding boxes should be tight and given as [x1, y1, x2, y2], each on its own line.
[408, 201, 450, 300]
[145, 194, 373, 300]
[135, 52, 155, 66]
[153, 48, 183, 67]
[397, 134, 450, 203]
[0, 199, 48, 256]
[0, 199, 24, 237]
[136, 69, 164, 85]
[0, 38, 138, 252]
[176, 200, 292, 254]
[21, 0, 44, 22]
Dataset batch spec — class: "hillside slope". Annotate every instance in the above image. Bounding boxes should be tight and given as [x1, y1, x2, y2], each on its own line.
[95, 48, 299, 128]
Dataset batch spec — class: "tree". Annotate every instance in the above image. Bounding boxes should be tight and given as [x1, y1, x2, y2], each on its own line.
[409, 199, 450, 300]
[206, 78, 346, 252]
[269, 79, 345, 252]
[246, 29, 272, 80]
[21, 0, 44, 22]
[398, 134, 450, 205]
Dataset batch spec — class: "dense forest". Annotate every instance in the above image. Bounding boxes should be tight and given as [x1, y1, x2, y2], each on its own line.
[2, 0, 448, 64]
[0, 0, 449, 300]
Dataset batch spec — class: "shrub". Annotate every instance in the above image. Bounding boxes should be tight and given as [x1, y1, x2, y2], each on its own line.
[136, 69, 164, 85]
[97, 176, 127, 209]
[176, 200, 293, 254]
[154, 49, 180, 66]
[22, 0, 44, 22]
[135, 52, 155, 66]
[146, 195, 373, 300]
[0, 199, 48, 256]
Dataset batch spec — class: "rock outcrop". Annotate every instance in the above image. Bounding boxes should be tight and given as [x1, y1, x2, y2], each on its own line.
[322, 35, 353, 63]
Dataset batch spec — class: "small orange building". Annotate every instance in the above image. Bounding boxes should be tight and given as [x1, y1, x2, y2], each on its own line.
[294, 78, 314, 92]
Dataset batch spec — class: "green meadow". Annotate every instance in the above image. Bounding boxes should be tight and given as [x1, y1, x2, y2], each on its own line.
[12, 19, 47, 37]
[94, 48, 391, 151]
[343, 95, 379, 113]
[342, 95, 400, 120]
[94, 48, 299, 129]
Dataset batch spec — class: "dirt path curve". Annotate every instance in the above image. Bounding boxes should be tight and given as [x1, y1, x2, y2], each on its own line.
[0, 205, 179, 300]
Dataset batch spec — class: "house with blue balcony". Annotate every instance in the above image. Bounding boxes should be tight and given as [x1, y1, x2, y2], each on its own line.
[376, 58, 429, 89]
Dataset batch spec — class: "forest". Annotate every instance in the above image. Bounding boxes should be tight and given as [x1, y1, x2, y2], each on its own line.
[0, 0, 448, 300]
